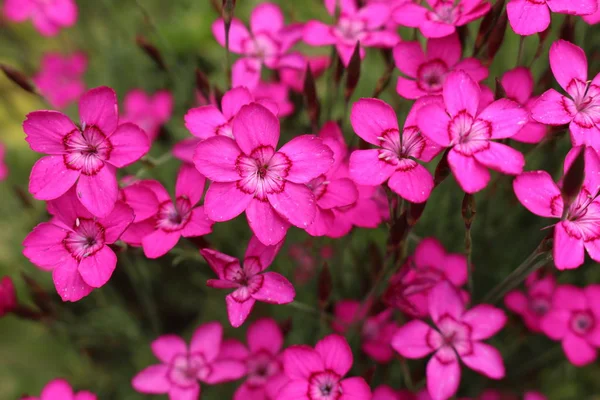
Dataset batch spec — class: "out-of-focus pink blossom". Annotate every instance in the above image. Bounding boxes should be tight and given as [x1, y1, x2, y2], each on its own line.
[201, 236, 294, 327]
[393, 33, 488, 100]
[289, 242, 333, 284]
[252, 81, 294, 117]
[583, 1, 600, 23]
[3, 0, 77, 36]
[23, 86, 150, 217]
[278, 334, 372, 399]
[304, 0, 400, 66]
[193, 103, 333, 245]
[23, 188, 133, 301]
[384, 237, 468, 318]
[280, 55, 330, 93]
[505, 272, 556, 332]
[0, 276, 17, 317]
[0, 142, 7, 181]
[132, 322, 246, 399]
[508, 0, 597, 35]
[21, 378, 96, 400]
[417, 71, 528, 193]
[32, 52, 87, 109]
[121, 89, 173, 142]
[393, 0, 490, 38]
[531, 40, 600, 149]
[393, 281, 506, 400]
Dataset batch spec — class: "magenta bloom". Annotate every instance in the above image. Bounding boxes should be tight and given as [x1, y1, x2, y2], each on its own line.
[393, 33, 488, 100]
[329, 183, 389, 238]
[3, 0, 77, 36]
[0, 142, 7, 181]
[212, 2, 304, 88]
[384, 237, 468, 318]
[0, 276, 17, 317]
[279, 55, 330, 93]
[583, 2, 600, 23]
[23, 189, 133, 301]
[531, 40, 600, 149]
[350, 97, 442, 203]
[252, 81, 294, 117]
[132, 322, 246, 399]
[505, 273, 556, 333]
[513, 146, 600, 270]
[120, 164, 214, 259]
[21, 379, 96, 400]
[507, 0, 597, 35]
[32, 52, 87, 109]
[193, 103, 333, 245]
[393, 281, 506, 400]
[541, 285, 600, 366]
[279, 334, 371, 400]
[393, 0, 490, 38]
[122, 89, 173, 142]
[24, 86, 150, 217]
[201, 236, 294, 327]
[500, 67, 547, 144]
[417, 71, 528, 193]
[303, 0, 400, 66]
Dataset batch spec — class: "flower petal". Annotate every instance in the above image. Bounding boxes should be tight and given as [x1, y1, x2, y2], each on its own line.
[204, 181, 254, 222]
[233, 103, 280, 155]
[512, 171, 562, 218]
[472, 142, 524, 175]
[416, 102, 452, 147]
[553, 222, 585, 270]
[226, 295, 256, 328]
[204, 359, 247, 384]
[443, 71, 480, 117]
[190, 321, 223, 362]
[132, 364, 171, 394]
[349, 149, 397, 186]
[23, 222, 71, 270]
[41, 379, 73, 399]
[181, 207, 214, 237]
[142, 229, 181, 259]
[175, 163, 206, 205]
[267, 182, 316, 229]
[23, 110, 76, 154]
[428, 33, 461, 68]
[530, 89, 574, 125]
[506, 0, 550, 36]
[248, 318, 284, 354]
[388, 162, 434, 203]
[244, 234, 284, 270]
[283, 345, 324, 379]
[392, 41, 425, 78]
[426, 356, 461, 400]
[212, 18, 250, 53]
[461, 305, 507, 340]
[221, 86, 254, 119]
[478, 99, 529, 139]
[250, 2, 284, 34]
[193, 136, 243, 182]
[76, 164, 118, 217]
[78, 246, 117, 288]
[252, 272, 295, 304]
[315, 334, 353, 376]
[246, 199, 290, 245]
[278, 135, 334, 183]
[151, 335, 188, 363]
[339, 377, 372, 400]
[184, 106, 228, 139]
[501, 67, 534, 105]
[460, 342, 505, 379]
[448, 151, 490, 194]
[318, 178, 358, 209]
[79, 86, 119, 135]
[392, 319, 439, 358]
[562, 333, 597, 366]
[429, 281, 464, 323]
[52, 258, 94, 301]
[350, 98, 400, 145]
[29, 155, 80, 200]
[107, 123, 150, 167]
[100, 201, 134, 243]
[549, 39, 588, 92]
[303, 20, 337, 46]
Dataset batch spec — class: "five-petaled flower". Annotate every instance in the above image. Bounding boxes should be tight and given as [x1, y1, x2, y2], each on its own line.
[505, 272, 556, 333]
[3, 0, 77, 36]
[507, 0, 597, 36]
[32, 52, 87, 109]
[121, 89, 173, 142]
[21, 378, 97, 400]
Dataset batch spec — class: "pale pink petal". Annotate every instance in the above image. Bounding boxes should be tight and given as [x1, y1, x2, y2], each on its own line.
[76, 164, 118, 217]
[226, 295, 256, 328]
[429, 281, 464, 322]
[361, 31, 400, 47]
[3, 0, 33, 21]
[428, 33, 462, 68]
[303, 20, 337, 46]
[221, 87, 254, 119]
[530, 89, 574, 125]
[478, 99, 529, 139]
[460, 342, 505, 379]
[506, 0, 550, 36]
[252, 272, 295, 304]
[121, 184, 159, 223]
[349, 149, 397, 185]
[393, 3, 428, 27]
[426, 356, 461, 400]
[78, 246, 117, 287]
[248, 318, 284, 354]
[23, 222, 71, 270]
[283, 345, 324, 379]
[473, 142, 525, 175]
[23, 111, 76, 154]
[181, 207, 213, 237]
[562, 333, 597, 366]
[443, 71, 480, 117]
[232, 58, 262, 90]
[212, 18, 250, 53]
[79, 86, 118, 135]
[339, 377, 372, 400]
[447, 150, 490, 194]
[391, 320, 439, 358]
[184, 106, 228, 139]
[190, 321, 223, 361]
[462, 305, 507, 340]
[29, 156, 80, 200]
[277, 381, 310, 400]
[396, 76, 427, 99]
[175, 163, 206, 205]
[512, 171, 562, 218]
[278, 135, 334, 183]
[193, 136, 243, 182]
[393, 41, 426, 77]
[550, 40, 589, 92]
[132, 365, 171, 394]
[52, 258, 94, 301]
[233, 103, 279, 154]
[250, 2, 284, 34]
[246, 199, 290, 245]
[388, 162, 434, 203]
[318, 178, 358, 209]
[151, 335, 188, 363]
[204, 359, 247, 384]
[41, 379, 73, 398]
[416, 102, 452, 147]
[315, 334, 353, 376]
[553, 222, 585, 270]
[169, 385, 199, 400]
[142, 229, 181, 259]
[350, 98, 400, 145]
[541, 310, 571, 340]
[501, 67, 534, 104]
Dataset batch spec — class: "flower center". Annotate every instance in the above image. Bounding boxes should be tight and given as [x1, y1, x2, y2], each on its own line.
[529, 296, 551, 316]
[431, 2, 460, 24]
[417, 60, 448, 93]
[156, 197, 192, 232]
[246, 351, 281, 387]
[307, 175, 329, 200]
[236, 146, 291, 200]
[63, 218, 106, 261]
[334, 16, 366, 46]
[570, 310, 595, 335]
[168, 353, 210, 388]
[449, 111, 492, 156]
[309, 370, 342, 400]
[63, 126, 112, 175]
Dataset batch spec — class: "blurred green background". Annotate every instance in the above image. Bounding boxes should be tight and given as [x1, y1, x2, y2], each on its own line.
[2, 0, 600, 399]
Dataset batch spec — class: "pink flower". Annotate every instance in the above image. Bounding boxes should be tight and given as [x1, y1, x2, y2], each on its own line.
[252, 81, 294, 118]
[393, 33, 488, 100]
[540, 285, 600, 366]
[32, 52, 87, 109]
[212, 3, 304, 88]
[121, 89, 173, 142]
[21, 379, 96, 400]
[513, 146, 600, 270]
[193, 103, 333, 245]
[373, 386, 431, 400]
[393, 0, 490, 38]
[3, 0, 77, 36]
[22, 188, 133, 301]
[24, 86, 150, 217]
[278, 334, 371, 400]
[279, 55, 330, 93]
[201, 236, 294, 327]
[119, 164, 214, 259]
[0, 142, 7, 181]
[384, 237, 468, 318]
[304, 0, 400, 66]
[505, 272, 556, 332]
[350, 97, 442, 203]
[583, 1, 600, 23]
[132, 322, 246, 399]
[531, 40, 600, 149]
[417, 70, 528, 193]
[0, 276, 17, 317]
[500, 67, 548, 144]
[507, 0, 597, 35]
[392, 281, 506, 400]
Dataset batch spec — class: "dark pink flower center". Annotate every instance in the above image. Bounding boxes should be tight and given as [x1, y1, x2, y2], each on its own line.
[416, 60, 448, 93]
[529, 295, 551, 316]
[63, 126, 112, 175]
[244, 33, 280, 62]
[225, 257, 265, 301]
[63, 218, 106, 261]
[377, 127, 427, 165]
[307, 175, 329, 200]
[561, 188, 600, 240]
[308, 370, 342, 400]
[429, 314, 473, 363]
[565, 79, 600, 129]
[334, 16, 367, 46]
[246, 350, 281, 388]
[156, 197, 192, 232]
[429, 1, 461, 24]
[236, 146, 291, 200]
[570, 310, 595, 336]
[168, 353, 211, 388]
[449, 110, 492, 156]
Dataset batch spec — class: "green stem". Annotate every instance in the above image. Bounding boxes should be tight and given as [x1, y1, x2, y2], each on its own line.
[288, 301, 337, 323]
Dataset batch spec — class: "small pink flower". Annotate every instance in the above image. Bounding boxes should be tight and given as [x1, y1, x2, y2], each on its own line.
[541, 284, 600, 366]
[132, 322, 246, 399]
[3, 0, 77, 36]
[279, 55, 330, 93]
[201, 236, 294, 327]
[394, 33, 488, 100]
[32, 52, 87, 109]
[279, 334, 371, 400]
[193, 103, 333, 245]
[252, 81, 294, 117]
[384, 237, 467, 318]
[531, 40, 600, 150]
[373, 385, 430, 400]
[417, 70, 528, 193]
[120, 164, 214, 259]
[513, 146, 600, 270]
[392, 281, 506, 400]
[22, 188, 134, 301]
[583, 1, 600, 24]
[21, 378, 96, 400]
[304, 0, 400, 66]
[505, 272, 556, 332]
[121, 89, 173, 142]
[508, 0, 597, 35]
[212, 2, 305, 88]
[24, 86, 150, 217]
[350, 97, 442, 203]
[0, 142, 7, 181]
[393, 0, 490, 38]
[0, 276, 17, 317]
